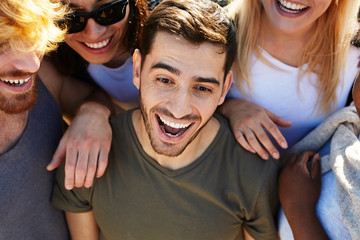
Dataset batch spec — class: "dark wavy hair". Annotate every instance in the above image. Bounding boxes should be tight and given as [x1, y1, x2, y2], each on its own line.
[140, 0, 236, 80]
[50, 0, 148, 77]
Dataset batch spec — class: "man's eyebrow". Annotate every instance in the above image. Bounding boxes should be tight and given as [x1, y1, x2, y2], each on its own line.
[151, 62, 181, 76]
[151, 62, 220, 85]
[194, 77, 220, 86]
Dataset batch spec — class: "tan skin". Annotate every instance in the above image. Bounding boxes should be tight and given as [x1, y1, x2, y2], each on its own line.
[38, 58, 113, 190]
[219, 0, 333, 160]
[65, 31, 265, 239]
[0, 112, 28, 155]
[40, 0, 138, 189]
[0, 50, 40, 155]
[0, 45, 112, 186]
[278, 151, 329, 240]
[278, 61, 360, 240]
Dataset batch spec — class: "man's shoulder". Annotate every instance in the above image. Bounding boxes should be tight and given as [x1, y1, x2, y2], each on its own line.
[213, 112, 279, 178]
[109, 109, 139, 152]
[110, 109, 134, 128]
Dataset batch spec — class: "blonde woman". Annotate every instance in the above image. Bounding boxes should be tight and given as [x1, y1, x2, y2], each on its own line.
[220, 0, 360, 160]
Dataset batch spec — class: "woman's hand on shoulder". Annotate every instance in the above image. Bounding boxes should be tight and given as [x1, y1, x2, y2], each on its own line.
[47, 102, 112, 190]
[218, 98, 291, 160]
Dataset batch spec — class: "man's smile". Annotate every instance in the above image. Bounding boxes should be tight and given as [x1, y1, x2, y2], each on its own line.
[157, 114, 193, 138]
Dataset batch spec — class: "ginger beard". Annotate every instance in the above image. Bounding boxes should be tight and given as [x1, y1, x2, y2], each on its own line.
[139, 89, 210, 157]
[0, 73, 38, 114]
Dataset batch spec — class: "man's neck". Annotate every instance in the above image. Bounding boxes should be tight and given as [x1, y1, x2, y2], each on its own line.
[0, 111, 29, 155]
[132, 109, 220, 170]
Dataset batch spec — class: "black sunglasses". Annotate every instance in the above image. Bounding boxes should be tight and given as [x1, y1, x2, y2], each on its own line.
[62, 0, 129, 34]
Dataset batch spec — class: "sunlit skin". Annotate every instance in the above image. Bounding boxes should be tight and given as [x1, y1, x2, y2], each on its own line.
[261, 0, 332, 36]
[64, 0, 131, 68]
[0, 49, 42, 113]
[260, 0, 332, 67]
[132, 31, 232, 170]
[352, 69, 360, 115]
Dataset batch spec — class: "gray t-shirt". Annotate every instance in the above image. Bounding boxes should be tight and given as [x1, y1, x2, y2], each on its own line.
[52, 110, 278, 240]
[0, 79, 69, 239]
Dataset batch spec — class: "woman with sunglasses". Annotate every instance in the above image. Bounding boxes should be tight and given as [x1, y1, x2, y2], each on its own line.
[51, 0, 147, 111]
[39, 0, 148, 190]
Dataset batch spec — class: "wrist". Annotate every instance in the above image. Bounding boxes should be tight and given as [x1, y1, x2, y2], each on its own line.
[218, 98, 243, 116]
[78, 101, 112, 119]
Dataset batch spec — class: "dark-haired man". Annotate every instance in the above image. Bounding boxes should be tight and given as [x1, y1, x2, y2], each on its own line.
[52, 0, 279, 239]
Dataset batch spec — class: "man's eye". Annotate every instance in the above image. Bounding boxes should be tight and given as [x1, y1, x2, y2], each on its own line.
[157, 78, 172, 84]
[195, 86, 212, 93]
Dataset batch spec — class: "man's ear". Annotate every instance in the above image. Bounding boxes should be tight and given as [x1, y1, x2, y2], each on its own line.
[218, 70, 233, 106]
[133, 49, 142, 90]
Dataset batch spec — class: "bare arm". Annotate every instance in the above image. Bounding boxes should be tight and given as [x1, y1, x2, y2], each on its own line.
[39, 57, 113, 189]
[278, 152, 329, 240]
[243, 228, 255, 240]
[66, 211, 99, 240]
[218, 98, 291, 160]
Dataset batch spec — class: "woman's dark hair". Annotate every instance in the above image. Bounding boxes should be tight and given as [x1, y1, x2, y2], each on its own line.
[50, 0, 148, 77]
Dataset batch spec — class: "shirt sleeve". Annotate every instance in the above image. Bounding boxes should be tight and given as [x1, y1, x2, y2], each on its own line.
[51, 160, 93, 213]
[242, 158, 280, 240]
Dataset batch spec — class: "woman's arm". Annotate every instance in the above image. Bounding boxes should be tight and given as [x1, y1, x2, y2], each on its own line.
[218, 98, 291, 160]
[39, 57, 113, 189]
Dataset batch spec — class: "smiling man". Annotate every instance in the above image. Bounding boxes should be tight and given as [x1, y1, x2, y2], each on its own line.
[0, 0, 70, 238]
[52, 0, 279, 239]
[0, 0, 116, 238]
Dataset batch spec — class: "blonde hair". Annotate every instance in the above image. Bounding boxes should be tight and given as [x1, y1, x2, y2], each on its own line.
[0, 0, 68, 54]
[227, 0, 360, 115]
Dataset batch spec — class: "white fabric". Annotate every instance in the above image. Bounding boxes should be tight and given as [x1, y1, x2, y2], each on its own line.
[228, 45, 359, 150]
[87, 56, 139, 103]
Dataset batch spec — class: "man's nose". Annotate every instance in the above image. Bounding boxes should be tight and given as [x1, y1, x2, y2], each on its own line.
[9, 50, 41, 74]
[168, 88, 193, 119]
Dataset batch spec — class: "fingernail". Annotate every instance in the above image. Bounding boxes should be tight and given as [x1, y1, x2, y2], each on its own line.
[65, 185, 73, 190]
[281, 141, 288, 149]
[273, 152, 280, 159]
[261, 154, 268, 160]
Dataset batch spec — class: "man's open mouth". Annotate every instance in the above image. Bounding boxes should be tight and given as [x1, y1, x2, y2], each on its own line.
[157, 115, 192, 138]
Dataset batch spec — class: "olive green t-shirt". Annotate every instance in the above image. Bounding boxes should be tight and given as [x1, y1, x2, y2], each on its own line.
[52, 110, 279, 240]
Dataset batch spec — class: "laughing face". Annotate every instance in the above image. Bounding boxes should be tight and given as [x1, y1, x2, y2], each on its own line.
[64, 0, 130, 67]
[261, 0, 332, 34]
[133, 31, 232, 157]
[0, 48, 41, 114]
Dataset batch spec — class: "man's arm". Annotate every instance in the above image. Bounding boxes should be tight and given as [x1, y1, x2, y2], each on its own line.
[279, 152, 329, 240]
[241, 157, 279, 239]
[243, 228, 255, 240]
[39, 57, 113, 189]
[66, 211, 99, 240]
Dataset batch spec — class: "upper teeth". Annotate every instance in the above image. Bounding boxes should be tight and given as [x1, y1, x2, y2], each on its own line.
[84, 38, 110, 49]
[0, 76, 31, 85]
[159, 116, 191, 129]
[279, 0, 307, 11]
